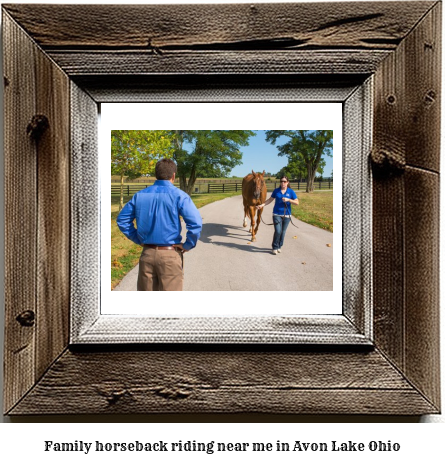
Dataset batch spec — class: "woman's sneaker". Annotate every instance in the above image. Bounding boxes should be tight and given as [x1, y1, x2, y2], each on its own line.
[277, 249, 281, 253]
[272, 250, 278, 255]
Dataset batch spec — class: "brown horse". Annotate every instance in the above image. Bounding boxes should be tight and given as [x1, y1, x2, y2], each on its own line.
[242, 170, 267, 242]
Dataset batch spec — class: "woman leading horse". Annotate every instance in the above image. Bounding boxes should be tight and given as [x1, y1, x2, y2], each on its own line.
[256, 175, 299, 254]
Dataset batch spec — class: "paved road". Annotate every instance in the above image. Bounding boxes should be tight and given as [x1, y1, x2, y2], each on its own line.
[114, 195, 333, 291]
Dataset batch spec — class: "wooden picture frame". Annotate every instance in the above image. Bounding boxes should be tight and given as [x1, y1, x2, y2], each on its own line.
[2, 2, 441, 415]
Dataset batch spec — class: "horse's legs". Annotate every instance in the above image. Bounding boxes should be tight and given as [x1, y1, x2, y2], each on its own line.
[254, 207, 262, 235]
[249, 206, 257, 241]
[243, 205, 248, 228]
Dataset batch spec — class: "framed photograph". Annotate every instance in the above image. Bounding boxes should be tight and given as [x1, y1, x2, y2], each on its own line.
[98, 100, 351, 342]
[3, 2, 440, 415]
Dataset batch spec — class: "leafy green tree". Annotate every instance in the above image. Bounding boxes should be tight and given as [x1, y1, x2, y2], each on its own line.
[170, 130, 255, 194]
[276, 158, 325, 180]
[111, 130, 173, 210]
[276, 158, 307, 180]
[266, 130, 333, 192]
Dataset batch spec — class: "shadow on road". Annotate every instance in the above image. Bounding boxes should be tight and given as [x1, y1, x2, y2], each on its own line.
[198, 222, 272, 253]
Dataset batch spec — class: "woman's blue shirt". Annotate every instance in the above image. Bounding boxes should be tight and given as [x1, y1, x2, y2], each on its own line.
[271, 187, 298, 215]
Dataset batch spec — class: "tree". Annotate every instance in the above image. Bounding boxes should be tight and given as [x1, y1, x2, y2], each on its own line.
[111, 130, 173, 210]
[276, 158, 326, 181]
[170, 130, 255, 195]
[276, 158, 307, 180]
[266, 130, 333, 192]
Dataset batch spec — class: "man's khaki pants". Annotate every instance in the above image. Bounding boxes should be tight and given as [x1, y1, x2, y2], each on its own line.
[137, 246, 183, 291]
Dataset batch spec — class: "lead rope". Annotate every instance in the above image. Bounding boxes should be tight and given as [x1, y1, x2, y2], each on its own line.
[260, 199, 299, 228]
[285, 200, 299, 229]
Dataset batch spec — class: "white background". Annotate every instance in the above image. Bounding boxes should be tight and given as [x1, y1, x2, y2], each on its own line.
[0, 0, 444, 462]
[102, 102, 342, 315]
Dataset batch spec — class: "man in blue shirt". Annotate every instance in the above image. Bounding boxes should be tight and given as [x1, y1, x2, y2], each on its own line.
[117, 159, 202, 291]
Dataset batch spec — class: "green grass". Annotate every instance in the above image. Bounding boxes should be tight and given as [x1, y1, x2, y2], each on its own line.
[111, 201, 141, 289]
[291, 191, 333, 232]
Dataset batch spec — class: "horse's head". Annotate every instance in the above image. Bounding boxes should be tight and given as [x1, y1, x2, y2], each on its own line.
[251, 170, 266, 200]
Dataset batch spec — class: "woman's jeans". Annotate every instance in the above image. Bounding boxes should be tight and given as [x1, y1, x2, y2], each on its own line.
[272, 215, 291, 250]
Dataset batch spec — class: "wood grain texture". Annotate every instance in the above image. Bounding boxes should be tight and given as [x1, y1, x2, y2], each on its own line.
[372, 1, 441, 172]
[8, 349, 437, 415]
[3, 2, 433, 80]
[3, 10, 72, 412]
[2, 2, 435, 49]
[404, 2, 441, 172]
[372, 2, 441, 411]
[74, 316, 370, 345]
[404, 168, 440, 408]
[371, 7, 407, 371]
[372, 175, 405, 368]
[76, 75, 365, 103]
[3, 12, 38, 414]
[400, 1, 441, 411]
[342, 80, 372, 336]
[70, 83, 100, 338]
[2, 2, 441, 416]
[35, 36, 71, 382]
[46, 50, 390, 76]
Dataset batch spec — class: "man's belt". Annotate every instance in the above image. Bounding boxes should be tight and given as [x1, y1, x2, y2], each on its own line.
[143, 244, 177, 250]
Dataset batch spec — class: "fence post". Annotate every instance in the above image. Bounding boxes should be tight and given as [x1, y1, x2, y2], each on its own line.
[208, 184, 210, 193]
[223, 183, 225, 192]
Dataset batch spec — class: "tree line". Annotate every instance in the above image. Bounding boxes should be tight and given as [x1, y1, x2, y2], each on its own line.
[111, 130, 333, 210]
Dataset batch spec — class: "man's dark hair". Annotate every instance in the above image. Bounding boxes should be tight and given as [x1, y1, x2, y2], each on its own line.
[155, 158, 177, 180]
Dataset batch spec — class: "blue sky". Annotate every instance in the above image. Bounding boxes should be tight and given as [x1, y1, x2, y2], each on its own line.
[103, 103, 339, 179]
[100, 103, 336, 177]
[229, 130, 333, 178]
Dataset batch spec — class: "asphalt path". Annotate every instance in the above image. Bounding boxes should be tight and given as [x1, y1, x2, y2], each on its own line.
[114, 195, 333, 291]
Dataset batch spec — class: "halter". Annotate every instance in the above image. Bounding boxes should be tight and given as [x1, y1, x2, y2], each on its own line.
[252, 176, 265, 200]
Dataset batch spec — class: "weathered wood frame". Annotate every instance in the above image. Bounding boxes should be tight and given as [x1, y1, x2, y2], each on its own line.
[2, 2, 441, 415]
